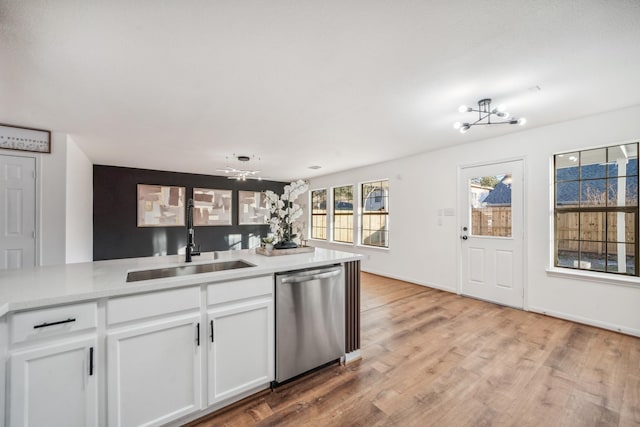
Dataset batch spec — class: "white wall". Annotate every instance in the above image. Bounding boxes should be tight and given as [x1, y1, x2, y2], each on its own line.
[37, 133, 93, 265]
[65, 136, 93, 263]
[308, 105, 640, 336]
[39, 133, 67, 266]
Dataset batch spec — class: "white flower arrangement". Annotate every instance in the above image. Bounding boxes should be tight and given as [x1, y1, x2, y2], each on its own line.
[264, 179, 309, 246]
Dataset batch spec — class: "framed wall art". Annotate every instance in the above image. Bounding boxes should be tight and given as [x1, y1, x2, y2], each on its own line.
[0, 123, 51, 154]
[193, 188, 232, 226]
[238, 190, 270, 225]
[137, 184, 185, 227]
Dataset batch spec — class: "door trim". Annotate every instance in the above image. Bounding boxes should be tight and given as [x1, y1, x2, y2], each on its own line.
[456, 156, 528, 310]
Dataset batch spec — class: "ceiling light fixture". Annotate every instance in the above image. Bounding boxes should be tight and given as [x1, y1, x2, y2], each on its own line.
[216, 154, 262, 181]
[453, 98, 526, 134]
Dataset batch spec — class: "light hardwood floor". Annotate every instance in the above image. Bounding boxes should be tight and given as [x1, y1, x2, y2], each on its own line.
[188, 273, 640, 426]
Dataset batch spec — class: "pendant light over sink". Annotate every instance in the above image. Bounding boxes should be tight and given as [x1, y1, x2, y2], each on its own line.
[216, 154, 262, 181]
[454, 98, 526, 134]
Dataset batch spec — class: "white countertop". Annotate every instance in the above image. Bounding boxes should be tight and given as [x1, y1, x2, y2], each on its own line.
[0, 248, 362, 316]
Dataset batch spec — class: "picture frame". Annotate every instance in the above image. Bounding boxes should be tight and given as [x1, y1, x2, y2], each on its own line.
[137, 184, 185, 227]
[193, 188, 232, 226]
[238, 190, 270, 225]
[0, 123, 51, 154]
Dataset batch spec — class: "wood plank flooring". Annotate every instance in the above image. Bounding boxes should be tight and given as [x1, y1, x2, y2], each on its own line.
[188, 273, 640, 427]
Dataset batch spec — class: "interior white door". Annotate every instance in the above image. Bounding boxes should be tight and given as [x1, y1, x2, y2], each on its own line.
[0, 154, 36, 269]
[459, 159, 524, 308]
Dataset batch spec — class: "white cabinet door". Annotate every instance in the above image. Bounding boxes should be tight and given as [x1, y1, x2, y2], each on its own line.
[9, 336, 98, 427]
[107, 314, 202, 427]
[1, 315, 7, 425]
[208, 298, 274, 405]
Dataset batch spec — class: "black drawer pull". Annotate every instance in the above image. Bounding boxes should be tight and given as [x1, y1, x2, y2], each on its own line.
[33, 318, 76, 329]
[89, 347, 94, 376]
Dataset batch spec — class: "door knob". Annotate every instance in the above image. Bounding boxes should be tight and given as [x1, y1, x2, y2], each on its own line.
[461, 235, 468, 240]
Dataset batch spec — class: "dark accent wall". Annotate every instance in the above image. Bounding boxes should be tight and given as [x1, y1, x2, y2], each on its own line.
[93, 165, 286, 261]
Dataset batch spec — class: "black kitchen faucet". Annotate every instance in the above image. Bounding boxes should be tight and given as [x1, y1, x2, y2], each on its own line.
[186, 198, 200, 262]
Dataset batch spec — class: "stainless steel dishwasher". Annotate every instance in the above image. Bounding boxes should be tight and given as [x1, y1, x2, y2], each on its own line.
[275, 265, 345, 383]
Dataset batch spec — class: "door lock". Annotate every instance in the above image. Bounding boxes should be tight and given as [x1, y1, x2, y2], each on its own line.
[461, 226, 469, 240]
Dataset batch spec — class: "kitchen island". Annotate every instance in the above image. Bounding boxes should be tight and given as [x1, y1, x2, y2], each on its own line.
[0, 247, 362, 427]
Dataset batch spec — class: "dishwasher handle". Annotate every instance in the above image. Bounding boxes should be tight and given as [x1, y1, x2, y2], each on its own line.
[280, 268, 342, 284]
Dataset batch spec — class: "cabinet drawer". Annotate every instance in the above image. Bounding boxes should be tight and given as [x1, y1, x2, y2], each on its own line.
[108, 286, 200, 326]
[10, 302, 97, 345]
[207, 275, 272, 306]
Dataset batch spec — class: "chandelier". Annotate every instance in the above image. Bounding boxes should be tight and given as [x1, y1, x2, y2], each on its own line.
[216, 155, 262, 181]
[454, 98, 526, 134]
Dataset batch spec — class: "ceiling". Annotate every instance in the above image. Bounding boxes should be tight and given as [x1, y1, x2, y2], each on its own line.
[1, 0, 640, 182]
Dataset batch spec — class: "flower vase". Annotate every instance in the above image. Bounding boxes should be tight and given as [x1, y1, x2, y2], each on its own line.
[265, 243, 274, 251]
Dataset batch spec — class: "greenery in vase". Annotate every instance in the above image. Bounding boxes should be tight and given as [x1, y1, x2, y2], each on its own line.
[264, 180, 309, 245]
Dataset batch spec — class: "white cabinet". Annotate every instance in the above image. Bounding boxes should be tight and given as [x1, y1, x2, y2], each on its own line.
[207, 298, 274, 404]
[1, 315, 7, 425]
[107, 313, 202, 427]
[10, 301, 97, 345]
[7, 302, 98, 427]
[106, 277, 274, 426]
[2, 273, 277, 426]
[9, 336, 98, 427]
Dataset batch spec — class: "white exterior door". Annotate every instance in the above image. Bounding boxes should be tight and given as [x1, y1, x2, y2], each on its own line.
[459, 159, 524, 308]
[0, 154, 36, 269]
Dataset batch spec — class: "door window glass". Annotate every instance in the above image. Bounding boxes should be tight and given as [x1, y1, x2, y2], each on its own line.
[469, 174, 512, 237]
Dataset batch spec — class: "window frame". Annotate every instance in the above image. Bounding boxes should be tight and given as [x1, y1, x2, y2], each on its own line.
[309, 188, 327, 240]
[553, 142, 639, 277]
[331, 184, 355, 244]
[360, 179, 389, 248]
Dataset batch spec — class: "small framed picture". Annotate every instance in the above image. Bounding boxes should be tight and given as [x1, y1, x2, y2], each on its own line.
[193, 188, 232, 226]
[239, 191, 270, 225]
[137, 184, 185, 227]
[0, 123, 51, 154]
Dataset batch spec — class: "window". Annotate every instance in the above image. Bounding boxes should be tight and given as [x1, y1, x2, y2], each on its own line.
[333, 185, 354, 243]
[361, 180, 389, 247]
[310, 189, 327, 239]
[554, 143, 639, 275]
[470, 174, 511, 237]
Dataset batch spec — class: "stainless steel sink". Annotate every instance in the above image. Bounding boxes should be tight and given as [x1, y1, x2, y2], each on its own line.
[126, 260, 255, 282]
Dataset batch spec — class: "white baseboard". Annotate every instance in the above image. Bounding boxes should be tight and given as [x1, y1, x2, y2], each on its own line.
[528, 305, 640, 338]
[343, 349, 361, 364]
[360, 269, 640, 339]
[360, 268, 457, 294]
